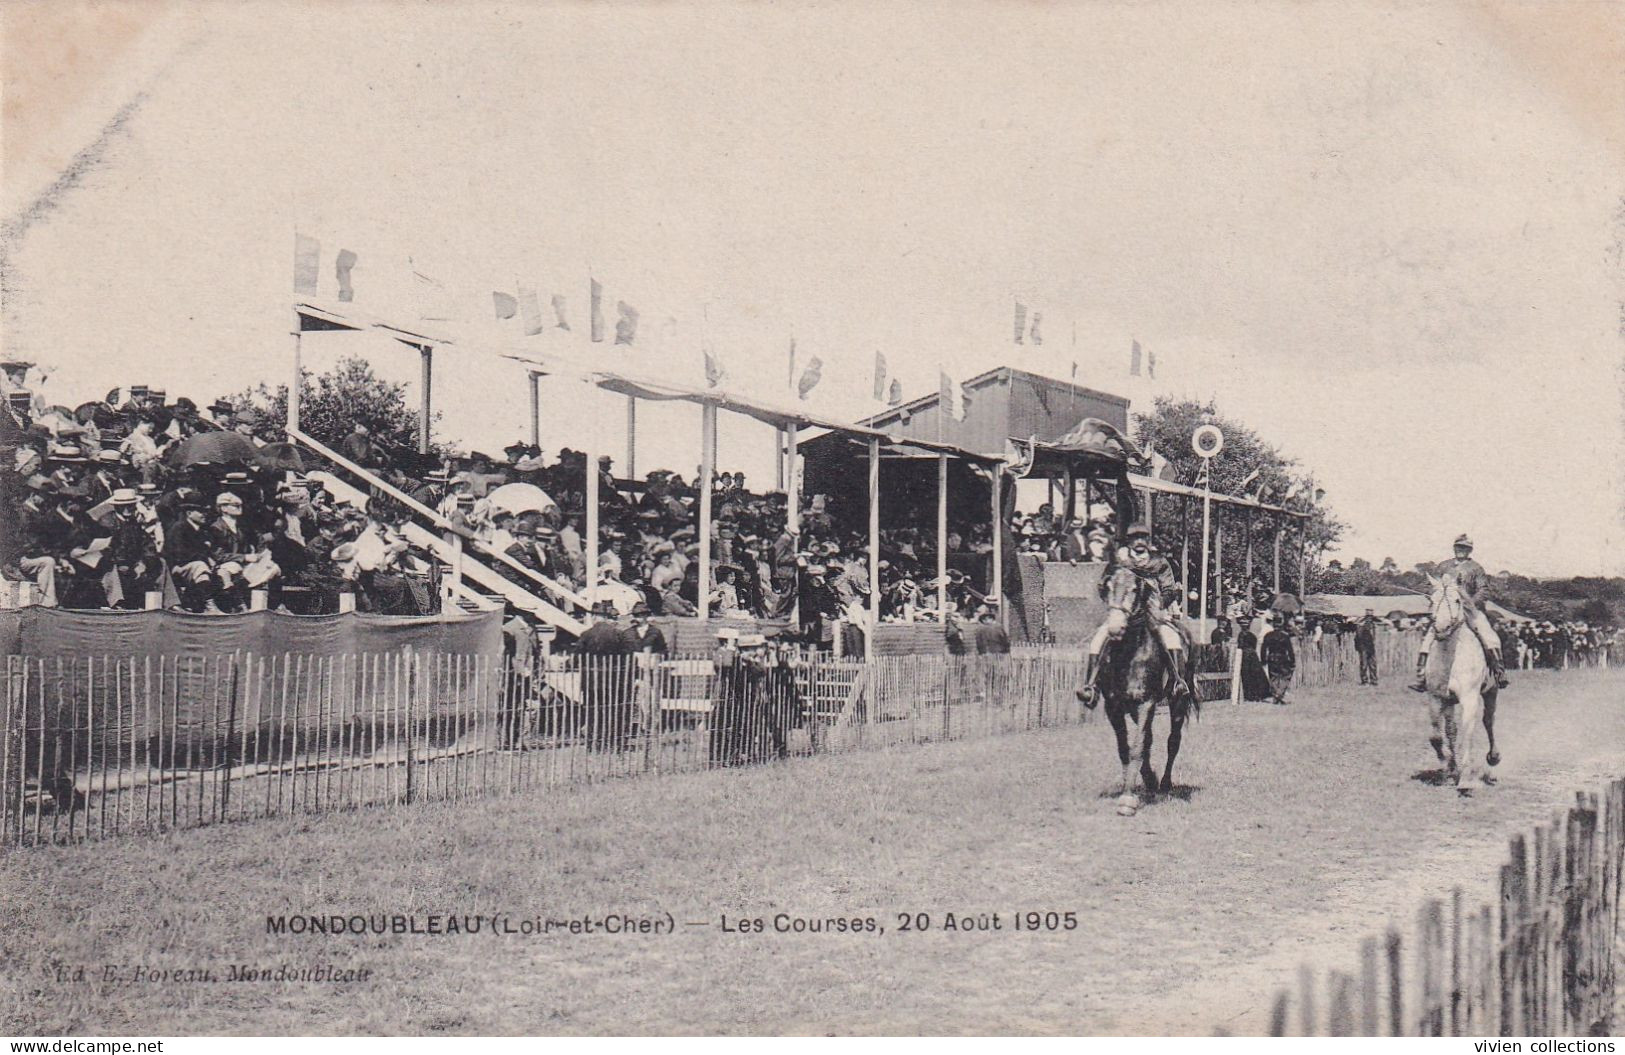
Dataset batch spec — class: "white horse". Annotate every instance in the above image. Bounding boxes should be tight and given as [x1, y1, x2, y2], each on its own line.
[1422, 573, 1500, 795]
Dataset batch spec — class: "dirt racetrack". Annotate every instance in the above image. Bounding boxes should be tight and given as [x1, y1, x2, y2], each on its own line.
[2, 667, 1622, 1035]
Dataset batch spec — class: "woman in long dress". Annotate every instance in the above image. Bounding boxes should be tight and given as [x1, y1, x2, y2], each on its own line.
[1236, 627, 1273, 701]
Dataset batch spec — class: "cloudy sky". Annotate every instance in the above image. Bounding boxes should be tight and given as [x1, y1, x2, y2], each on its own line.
[3, 2, 1621, 576]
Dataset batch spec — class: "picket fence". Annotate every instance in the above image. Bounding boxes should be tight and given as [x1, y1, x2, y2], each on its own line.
[0, 649, 1093, 847]
[0, 630, 1440, 850]
[1244, 778, 1625, 1037]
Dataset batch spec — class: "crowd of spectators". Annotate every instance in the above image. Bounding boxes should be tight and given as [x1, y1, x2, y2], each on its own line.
[1, 380, 437, 615]
[0, 371, 1005, 643]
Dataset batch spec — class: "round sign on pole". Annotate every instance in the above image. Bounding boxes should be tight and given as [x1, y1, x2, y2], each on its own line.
[1191, 424, 1224, 459]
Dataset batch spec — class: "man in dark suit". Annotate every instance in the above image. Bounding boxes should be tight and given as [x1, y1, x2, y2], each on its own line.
[1355, 609, 1379, 685]
[972, 605, 1011, 654]
[576, 600, 632, 750]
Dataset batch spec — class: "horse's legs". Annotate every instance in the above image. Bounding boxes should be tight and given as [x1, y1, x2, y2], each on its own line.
[1160, 710, 1184, 793]
[1137, 704, 1159, 797]
[1455, 688, 1484, 793]
[1427, 698, 1447, 764]
[1483, 690, 1499, 767]
[1106, 705, 1133, 799]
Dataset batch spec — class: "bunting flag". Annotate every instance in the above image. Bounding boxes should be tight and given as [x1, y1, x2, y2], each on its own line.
[1013, 301, 1027, 345]
[1238, 468, 1261, 493]
[517, 286, 544, 336]
[293, 234, 321, 295]
[551, 294, 571, 331]
[1130, 339, 1143, 377]
[887, 377, 903, 407]
[1029, 311, 1043, 346]
[1070, 361, 1079, 381]
[334, 249, 358, 302]
[872, 351, 888, 401]
[939, 370, 969, 422]
[492, 291, 518, 320]
[1148, 348, 1157, 378]
[1283, 480, 1303, 503]
[614, 301, 639, 345]
[787, 337, 797, 390]
[797, 356, 823, 400]
[589, 278, 605, 342]
[703, 347, 726, 388]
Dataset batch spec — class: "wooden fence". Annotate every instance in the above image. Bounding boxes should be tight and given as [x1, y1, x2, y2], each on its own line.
[0, 650, 1089, 847]
[1247, 778, 1625, 1037]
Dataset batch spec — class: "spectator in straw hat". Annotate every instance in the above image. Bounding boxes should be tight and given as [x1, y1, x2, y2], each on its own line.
[106, 488, 159, 608]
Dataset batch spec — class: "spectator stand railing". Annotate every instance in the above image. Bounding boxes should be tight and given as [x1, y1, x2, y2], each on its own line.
[286, 426, 587, 635]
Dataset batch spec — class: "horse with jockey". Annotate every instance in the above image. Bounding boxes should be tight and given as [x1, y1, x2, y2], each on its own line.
[1076, 523, 1196, 709]
[1410, 534, 1509, 693]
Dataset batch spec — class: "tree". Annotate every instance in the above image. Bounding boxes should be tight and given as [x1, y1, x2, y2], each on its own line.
[1133, 396, 1345, 604]
[220, 356, 443, 462]
[1379, 556, 1399, 575]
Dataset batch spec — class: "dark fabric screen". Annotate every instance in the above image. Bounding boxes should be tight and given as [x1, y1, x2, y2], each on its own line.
[2, 607, 502, 660]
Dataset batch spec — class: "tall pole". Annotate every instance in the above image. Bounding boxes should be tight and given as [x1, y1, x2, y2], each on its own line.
[698, 403, 716, 622]
[776, 427, 786, 491]
[418, 346, 433, 454]
[1213, 515, 1224, 621]
[1198, 465, 1213, 641]
[625, 396, 637, 479]
[937, 453, 948, 612]
[867, 436, 880, 659]
[288, 310, 302, 435]
[528, 372, 541, 448]
[583, 399, 600, 610]
[1298, 518, 1308, 602]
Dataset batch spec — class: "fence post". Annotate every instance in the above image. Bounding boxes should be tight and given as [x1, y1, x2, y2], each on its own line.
[404, 647, 417, 805]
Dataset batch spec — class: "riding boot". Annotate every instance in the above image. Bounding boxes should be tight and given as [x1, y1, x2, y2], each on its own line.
[1409, 653, 1429, 692]
[1487, 647, 1509, 689]
[1165, 646, 1193, 704]
[1075, 653, 1100, 708]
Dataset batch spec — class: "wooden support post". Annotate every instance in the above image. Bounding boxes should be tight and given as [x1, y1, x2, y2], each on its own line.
[991, 465, 1005, 629]
[528, 372, 540, 447]
[937, 453, 948, 612]
[1273, 527, 1283, 595]
[289, 312, 303, 435]
[867, 436, 880, 659]
[1214, 514, 1224, 619]
[585, 401, 600, 609]
[1180, 495, 1190, 613]
[418, 345, 433, 454]
[698, 403, 716, 622]
[625, 396, 637, 479]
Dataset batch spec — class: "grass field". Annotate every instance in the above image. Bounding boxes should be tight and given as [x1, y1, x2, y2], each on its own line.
[2, 668, 1622, 1036]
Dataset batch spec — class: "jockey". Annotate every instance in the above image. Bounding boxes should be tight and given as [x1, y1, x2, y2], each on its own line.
[1077, 523, 1194, 707]
[1410, 533, 1509, 691]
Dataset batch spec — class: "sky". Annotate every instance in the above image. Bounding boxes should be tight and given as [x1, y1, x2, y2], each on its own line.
[3, 1, 1621, 577]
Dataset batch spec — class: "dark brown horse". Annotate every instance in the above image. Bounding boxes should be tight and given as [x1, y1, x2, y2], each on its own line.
[1095, 564, 1197, 816]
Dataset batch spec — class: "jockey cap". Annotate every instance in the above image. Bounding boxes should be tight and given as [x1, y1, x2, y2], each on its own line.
[1453, 534, 1473, 549]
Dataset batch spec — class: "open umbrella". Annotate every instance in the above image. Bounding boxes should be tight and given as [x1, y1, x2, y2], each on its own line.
[256, 442, 306, 471]
[166, 430, 263, 469]
[486, 482, 558, 516]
